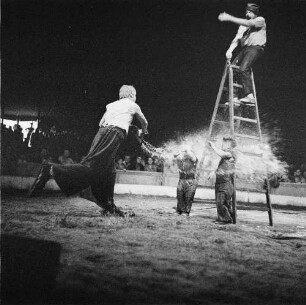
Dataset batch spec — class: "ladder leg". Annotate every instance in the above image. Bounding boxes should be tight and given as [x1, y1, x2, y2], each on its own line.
[198, 62, 229, 181]
[228, 66, 235, 136]
[208, 62, 229, 139]
[265, 178, 273, 226]
[234, 107, 242, 133]
[232, 176, 237, 224]
[251, 70, 263, 141]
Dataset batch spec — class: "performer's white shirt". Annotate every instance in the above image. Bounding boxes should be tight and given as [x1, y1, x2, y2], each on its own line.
[101, 98, 148, 133]
[238, 16, 266, 47]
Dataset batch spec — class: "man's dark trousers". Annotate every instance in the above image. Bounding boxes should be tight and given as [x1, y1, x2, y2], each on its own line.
[53, 126, 126, 208]
[232, 45, 264, 96]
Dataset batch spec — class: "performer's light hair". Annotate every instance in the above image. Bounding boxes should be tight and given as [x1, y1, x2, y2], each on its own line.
[119, 85, 136, 100]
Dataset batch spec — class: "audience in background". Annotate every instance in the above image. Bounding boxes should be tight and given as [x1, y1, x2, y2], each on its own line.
[115, 158, 125, 170]
[294, 169, 303, 183]
[123, 155, 133, 170]
[135, 156, 145, 171]
[153, 156, 164, 172]
[301, 171, 306, 183]
[280, 173, 290, 182]
[1, 122, 306, 183]
[144, 157, 157, 172]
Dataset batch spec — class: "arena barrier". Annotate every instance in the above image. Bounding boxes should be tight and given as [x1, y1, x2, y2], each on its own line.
[1, 163, 306, 207]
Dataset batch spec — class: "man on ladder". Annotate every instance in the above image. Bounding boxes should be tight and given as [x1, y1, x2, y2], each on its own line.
[218, 3, 266, 105]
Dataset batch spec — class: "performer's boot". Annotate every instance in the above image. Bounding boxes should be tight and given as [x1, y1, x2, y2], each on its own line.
[105, 171, 125, 217]
[105, 198, 125, 217]
[28, 163, 52, 197]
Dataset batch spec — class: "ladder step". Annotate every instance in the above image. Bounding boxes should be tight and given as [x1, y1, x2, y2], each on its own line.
[234, 133, 260, 140]
[223, 83, 242, 90]
[214, 120, 230, 125]
[218, 104, 228, 108]
[234, 116, 257, 123]
[230, 65, 240, 69]
[241, 102, 256, 107]
[233, 83, 243, 88]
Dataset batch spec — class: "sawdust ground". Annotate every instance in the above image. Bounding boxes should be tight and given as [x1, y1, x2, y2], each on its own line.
[1, 191, 306, 305]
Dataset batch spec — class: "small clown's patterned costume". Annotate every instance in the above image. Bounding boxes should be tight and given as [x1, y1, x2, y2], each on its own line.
[175, 150, 198, 215]
[215, 148, 237, 223]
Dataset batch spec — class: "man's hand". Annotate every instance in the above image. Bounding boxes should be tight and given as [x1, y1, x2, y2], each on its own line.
[226, 49, 232, 59]
[138, 129, 149, 140]
[208, 141, 213, 148]
[218, 12, 231, 22]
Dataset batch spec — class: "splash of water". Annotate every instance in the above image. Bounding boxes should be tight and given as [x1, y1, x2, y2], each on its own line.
[154, 128, 287, 182]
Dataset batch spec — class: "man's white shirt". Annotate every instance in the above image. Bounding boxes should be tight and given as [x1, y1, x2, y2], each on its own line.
[239, 16, 266, 47]
[102, 98, 148, 133]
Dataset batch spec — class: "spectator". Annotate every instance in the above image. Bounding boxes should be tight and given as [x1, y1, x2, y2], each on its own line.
[301, 171, 306, 183]
[135, 156, 145, 171]
[154, 156, 164, 172]
[280, 173, 290, 183]
[123, 155, 133, 170]
[116, 158, 125, 170]
[13, 124, 23, 143]
[25, 125, 35, 147]
[287, 164, 295, 182]
[58, 149, 74, 165]
[12, 124, 24, 155]
[30, 128, 44, 149]
[294, 169, 303, 183]
[145, 157, 157, 172]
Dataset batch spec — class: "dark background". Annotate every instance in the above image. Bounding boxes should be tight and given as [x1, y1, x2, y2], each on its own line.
[2, 0, 306, 165]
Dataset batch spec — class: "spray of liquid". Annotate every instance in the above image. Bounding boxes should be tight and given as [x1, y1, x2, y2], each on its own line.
[153, 128, 287, 183]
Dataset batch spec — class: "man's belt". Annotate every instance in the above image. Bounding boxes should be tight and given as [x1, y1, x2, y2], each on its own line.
[102, 124, 126, 136]
[179, 173, 195, 180]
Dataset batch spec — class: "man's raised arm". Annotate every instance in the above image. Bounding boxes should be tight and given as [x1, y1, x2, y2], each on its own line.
[208, 141, 232, 159]
[218, 12, 255, 27]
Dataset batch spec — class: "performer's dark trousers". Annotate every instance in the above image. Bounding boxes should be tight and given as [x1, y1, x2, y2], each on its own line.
[52, 126, 126, 208]
[215, 181, 234, 222]
[177, 178, 197, 214]
[232, 45, 264, 96]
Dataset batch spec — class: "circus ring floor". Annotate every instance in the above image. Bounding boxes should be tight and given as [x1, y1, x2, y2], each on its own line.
[1, 190, 306, 305]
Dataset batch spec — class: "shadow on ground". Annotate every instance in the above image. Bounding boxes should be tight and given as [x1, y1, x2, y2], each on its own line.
[1, 235, 62, 304]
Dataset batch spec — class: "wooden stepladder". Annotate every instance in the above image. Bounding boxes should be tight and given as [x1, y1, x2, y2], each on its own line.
[203, 60, 273, 226]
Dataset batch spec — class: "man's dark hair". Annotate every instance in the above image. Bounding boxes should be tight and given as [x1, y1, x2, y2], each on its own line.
[246, 3, 260, 15]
